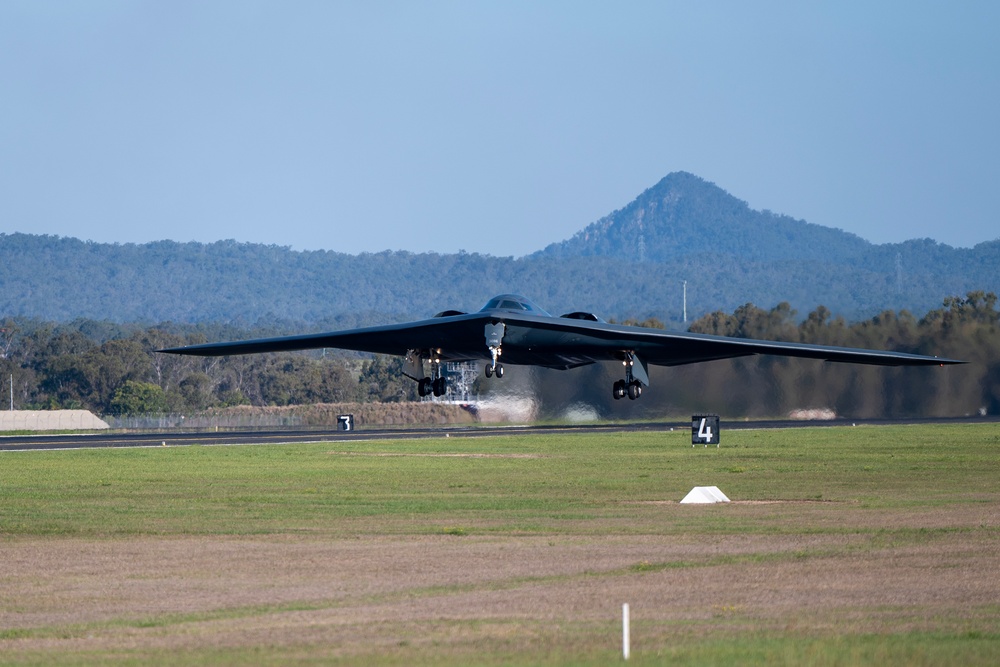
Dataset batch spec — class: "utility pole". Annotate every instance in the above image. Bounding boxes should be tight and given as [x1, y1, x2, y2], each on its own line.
[683, 281, 687, 324]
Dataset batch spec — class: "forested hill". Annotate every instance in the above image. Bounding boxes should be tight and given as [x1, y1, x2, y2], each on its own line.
[536, 172, 999, 274]
[537, 172, 872, 263]
[2, 172, 997, 325]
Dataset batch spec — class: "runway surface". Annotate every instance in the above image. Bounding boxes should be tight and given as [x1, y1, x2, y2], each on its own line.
[1, 416, 995, 451]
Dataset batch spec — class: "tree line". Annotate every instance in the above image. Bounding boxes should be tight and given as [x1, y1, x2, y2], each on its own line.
[0, 321, 415, 416]
[0, 291, 995, 419]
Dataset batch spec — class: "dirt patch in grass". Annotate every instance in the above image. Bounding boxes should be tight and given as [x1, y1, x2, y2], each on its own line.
[630, 499, 846, 505]
[326, 451, 546, 458]
[2, 503, 998, 658]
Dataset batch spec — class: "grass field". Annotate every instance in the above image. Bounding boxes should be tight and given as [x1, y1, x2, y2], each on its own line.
[0, 424, 998, 665]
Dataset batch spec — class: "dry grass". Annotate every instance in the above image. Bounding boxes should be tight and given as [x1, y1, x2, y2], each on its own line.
[1, 519, 996, 663]
[195, 401, 479, 426]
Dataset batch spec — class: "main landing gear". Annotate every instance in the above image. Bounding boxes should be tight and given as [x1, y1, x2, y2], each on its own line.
[406, 350, 448, 398]
[613, 378, 642, 400]
[613, 352, 644, 400]
[417, 374, 448, 397]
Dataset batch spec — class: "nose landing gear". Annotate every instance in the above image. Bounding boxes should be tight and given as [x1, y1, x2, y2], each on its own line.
[484, 321, 505, 380]
[484, 358, 504, 378]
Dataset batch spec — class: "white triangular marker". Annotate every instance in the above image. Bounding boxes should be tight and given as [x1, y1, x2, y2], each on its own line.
[679, 486, 730, 504]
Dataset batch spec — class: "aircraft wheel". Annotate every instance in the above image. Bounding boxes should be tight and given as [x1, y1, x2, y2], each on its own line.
[418, 377, 432, 397]
[432, 377, 447, 397]
[485, 364, 493, 378]
[613, 379, 625, 400]
[495, 364, 504, 378]
[627, 381, 641, 400]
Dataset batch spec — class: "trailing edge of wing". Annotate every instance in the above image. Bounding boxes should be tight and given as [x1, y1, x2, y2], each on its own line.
[544, 318, 965, 367]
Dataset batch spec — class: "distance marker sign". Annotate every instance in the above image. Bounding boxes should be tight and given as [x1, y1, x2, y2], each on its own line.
[692, 414, 720, 446]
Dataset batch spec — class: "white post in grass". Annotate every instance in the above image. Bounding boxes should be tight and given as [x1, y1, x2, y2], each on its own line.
[622, 603, 630, 660]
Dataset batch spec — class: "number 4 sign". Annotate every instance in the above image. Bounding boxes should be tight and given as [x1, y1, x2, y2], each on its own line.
[691, 414, 720, 447]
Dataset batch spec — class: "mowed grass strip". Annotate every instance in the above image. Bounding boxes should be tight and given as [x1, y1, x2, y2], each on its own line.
[4, 629, 998, 667]
[1, 424, 998, 537]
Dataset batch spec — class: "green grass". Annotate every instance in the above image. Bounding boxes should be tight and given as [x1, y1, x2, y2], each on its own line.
[1, 423, 998, 665]
[2, 425, 996, 538]
[3, 626, 998, 667]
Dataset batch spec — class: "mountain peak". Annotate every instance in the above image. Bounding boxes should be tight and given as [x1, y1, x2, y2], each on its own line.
[537, 172, 867, 263]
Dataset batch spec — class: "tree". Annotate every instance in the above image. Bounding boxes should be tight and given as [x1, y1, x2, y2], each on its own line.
[178, 372, 215, 411]
[109, 380, 167, 415]
[359, 355, 415, 402]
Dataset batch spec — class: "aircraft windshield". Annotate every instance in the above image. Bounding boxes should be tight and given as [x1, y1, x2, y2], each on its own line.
[480, 295, 550, 316]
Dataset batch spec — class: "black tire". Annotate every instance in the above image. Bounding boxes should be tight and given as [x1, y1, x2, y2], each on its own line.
[495, 364, 504, 378]
[485, 364, 493, 378]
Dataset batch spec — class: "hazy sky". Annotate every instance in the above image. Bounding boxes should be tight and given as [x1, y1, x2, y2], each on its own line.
[2, 1, 997, 256]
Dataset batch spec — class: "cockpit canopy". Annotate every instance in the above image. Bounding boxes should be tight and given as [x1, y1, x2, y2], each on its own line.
[479, 294, 551, 316]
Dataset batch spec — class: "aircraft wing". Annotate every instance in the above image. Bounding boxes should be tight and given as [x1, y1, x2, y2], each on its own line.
[160, 310, 962, 368]
[159, 312, 497, 360]
[485, 313, 961, 368]
[160, 293, 962, 402]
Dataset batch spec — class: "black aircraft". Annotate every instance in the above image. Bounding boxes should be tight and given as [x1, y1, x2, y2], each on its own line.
[160, 294, 964, 400]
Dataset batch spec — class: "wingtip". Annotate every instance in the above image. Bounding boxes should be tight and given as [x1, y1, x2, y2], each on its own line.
[157, 346, 195, 355]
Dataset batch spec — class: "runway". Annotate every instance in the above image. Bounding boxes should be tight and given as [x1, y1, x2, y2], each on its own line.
[1, 415, 994, 451]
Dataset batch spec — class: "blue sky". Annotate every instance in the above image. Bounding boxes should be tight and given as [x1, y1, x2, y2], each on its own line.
[2, 1, 997, 256]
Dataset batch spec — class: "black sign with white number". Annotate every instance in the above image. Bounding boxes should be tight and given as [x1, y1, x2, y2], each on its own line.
[691, 414, 720, 446]
[337, 414, 354, 431]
